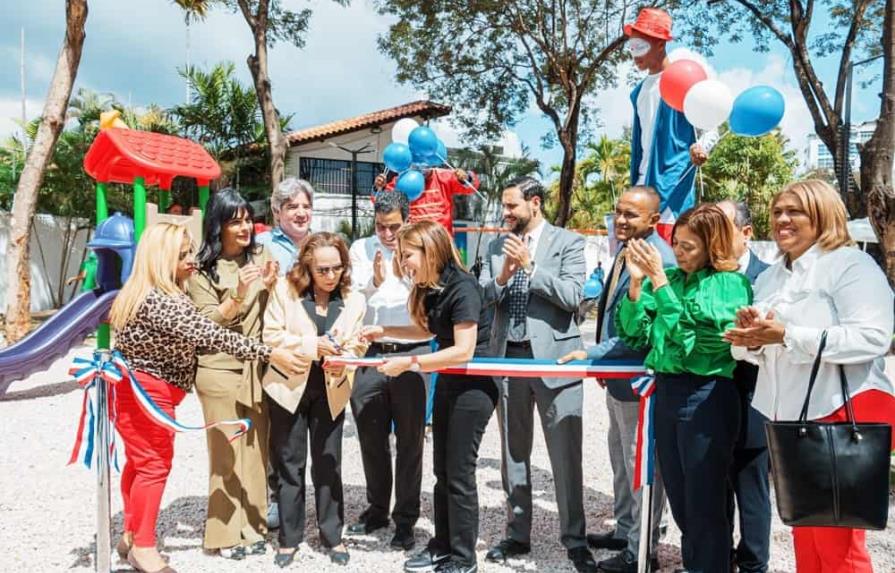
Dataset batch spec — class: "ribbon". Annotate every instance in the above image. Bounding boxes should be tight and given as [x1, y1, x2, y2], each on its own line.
[630, 374, 656, 491]
[324, 356, 646, 379]
[67, 352, 123, 470]
[69, 351, 253, 470]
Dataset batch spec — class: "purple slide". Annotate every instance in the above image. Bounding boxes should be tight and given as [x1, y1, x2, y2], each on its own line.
[0, 288, 118, 396]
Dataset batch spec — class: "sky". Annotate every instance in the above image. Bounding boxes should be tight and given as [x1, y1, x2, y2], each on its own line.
[0, 0, 886, 177]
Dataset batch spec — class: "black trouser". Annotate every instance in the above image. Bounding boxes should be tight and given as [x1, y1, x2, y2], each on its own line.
[727, 362, 771, 572]
[428, 374, 498, 566]
[655, 372, 740, 573]
[268, 377, 345, 549]
[350, 342, 428, 528]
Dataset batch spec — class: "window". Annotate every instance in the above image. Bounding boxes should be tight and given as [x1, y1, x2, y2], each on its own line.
[299, 157, 385, 196]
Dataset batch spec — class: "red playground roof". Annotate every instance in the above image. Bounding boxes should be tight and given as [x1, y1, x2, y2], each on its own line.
[83, 128, 221, 188]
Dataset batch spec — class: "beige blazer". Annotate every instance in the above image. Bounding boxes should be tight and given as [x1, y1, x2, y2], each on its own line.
[262, 278, 368, 419]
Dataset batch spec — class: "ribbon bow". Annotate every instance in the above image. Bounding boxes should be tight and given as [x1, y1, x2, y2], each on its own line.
[68, 351, 122, 470]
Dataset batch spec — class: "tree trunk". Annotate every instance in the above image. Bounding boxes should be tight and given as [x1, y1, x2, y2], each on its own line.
[246, 30, 286, 193]
[4, 0, 87, 343]
[865, 0, 895, 285]
[554, 131, 578, 227]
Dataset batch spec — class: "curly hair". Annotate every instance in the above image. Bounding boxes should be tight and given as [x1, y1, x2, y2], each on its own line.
[286, 232, 352, 298]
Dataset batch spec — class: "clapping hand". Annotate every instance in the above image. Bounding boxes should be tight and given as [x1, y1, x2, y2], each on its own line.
[373, 249, 387, 288]
[626, 239, 666, 286]
[261, 260, 279, 290]
[723, 309, 786, 348]
[236, 263, 262, 299]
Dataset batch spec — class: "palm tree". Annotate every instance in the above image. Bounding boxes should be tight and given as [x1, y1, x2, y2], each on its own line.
[451, 144, 541, 225]
[171, 0, 212, 102]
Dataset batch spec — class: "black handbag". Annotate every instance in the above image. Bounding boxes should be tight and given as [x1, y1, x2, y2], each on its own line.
[765, 331, 892, 530]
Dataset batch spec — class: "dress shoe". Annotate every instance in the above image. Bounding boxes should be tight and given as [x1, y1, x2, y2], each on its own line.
[347, 516, 389, 535]
[596, 549, 660, 572]
[248, 540, 267, 555]
[329, 548, 350, 566]
[127, 549, 177, 573]
[568, 546, 599, 573]
[267, 502, 280, 530]
[485, 539, 531, 563]
[404, 547, 450, 572]
[116, 535, 132, 561]
[586, 530, 627, 551]
[391, 525, 416, 550]
[274, 547, 298, 568]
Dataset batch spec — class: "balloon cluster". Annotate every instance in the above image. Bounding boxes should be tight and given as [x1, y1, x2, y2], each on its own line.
[659, 59, 785, 137]
[381, 118, 448, 202]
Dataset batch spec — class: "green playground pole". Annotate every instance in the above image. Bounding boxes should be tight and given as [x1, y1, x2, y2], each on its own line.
[198, 184, 210, 215]
[158, 189, 170, 214]
[133, 176, 147, 241]
[94, 182, 111, 349]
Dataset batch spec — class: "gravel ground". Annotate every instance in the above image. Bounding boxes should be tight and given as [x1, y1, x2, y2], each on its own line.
[1, 321, 893, 573]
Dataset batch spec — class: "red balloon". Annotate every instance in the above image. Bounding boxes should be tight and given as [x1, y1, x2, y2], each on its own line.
[659, 59, 708, 112]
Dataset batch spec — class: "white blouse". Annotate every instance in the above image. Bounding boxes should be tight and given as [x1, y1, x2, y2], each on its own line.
[732, 244, 894, 420]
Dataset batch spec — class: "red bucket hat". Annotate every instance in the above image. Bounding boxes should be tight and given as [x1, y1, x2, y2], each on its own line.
[624, 8, 673, 41]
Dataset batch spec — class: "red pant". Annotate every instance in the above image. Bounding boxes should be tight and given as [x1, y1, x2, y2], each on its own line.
[115, 371, 186, 547]
[793, 389, 895, 573]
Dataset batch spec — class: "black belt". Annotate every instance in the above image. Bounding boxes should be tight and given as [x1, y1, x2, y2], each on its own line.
[506, 340, 532, 349]
[371, 341, 430, 354]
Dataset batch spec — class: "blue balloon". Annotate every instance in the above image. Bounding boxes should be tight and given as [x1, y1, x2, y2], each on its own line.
[426, 139, 448, 167]
[396, 169, 426, 202]
[729, 86, 785, 137]
[383, 142, 413, 173]
[408, 126, 439, 159]
[411, 149, 429, 166]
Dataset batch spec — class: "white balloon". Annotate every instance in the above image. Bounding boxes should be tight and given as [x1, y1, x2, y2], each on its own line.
[683, 79, 733, 131]
[391, 118, 420, 145]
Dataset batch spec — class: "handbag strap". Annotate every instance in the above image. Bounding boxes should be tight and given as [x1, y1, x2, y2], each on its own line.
[838, 365, 860, 435]
[798, 331, 828, 423]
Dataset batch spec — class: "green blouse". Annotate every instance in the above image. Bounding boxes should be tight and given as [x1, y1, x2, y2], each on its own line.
[616, 267, 752, 378]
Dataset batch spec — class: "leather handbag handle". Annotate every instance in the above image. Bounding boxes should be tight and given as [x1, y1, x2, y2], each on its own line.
[838, 364, 862, 439]
[798, 331, 828, 423]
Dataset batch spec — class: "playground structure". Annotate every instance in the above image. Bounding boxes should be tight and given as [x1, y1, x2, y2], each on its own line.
[0, 126, 219, 395]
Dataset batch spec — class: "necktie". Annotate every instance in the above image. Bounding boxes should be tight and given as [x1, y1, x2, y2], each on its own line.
[597, 246, 626, 343]
[507, 236, 532, 342]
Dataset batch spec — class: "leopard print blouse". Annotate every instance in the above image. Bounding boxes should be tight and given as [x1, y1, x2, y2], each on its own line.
[114, 289, 273, 391]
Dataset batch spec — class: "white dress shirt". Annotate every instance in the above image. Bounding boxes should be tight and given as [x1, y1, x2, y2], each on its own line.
[732, 245, 894, 420]
[349, 235, 422, 344]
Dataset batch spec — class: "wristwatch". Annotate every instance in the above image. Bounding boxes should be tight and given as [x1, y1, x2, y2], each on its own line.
[229, 287, 245, 303]
[409, 355, 421, 372]
[522, 261, 535, 275]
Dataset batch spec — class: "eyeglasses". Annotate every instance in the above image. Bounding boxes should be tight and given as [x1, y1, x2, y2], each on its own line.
[312, 264, 344, 277]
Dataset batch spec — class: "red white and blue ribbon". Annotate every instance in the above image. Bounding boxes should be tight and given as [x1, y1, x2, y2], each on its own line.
[68, 351, 123, 470]
[69, 351, 253, 470]
[631, 374, 656, 491]
[324, 356, 646, 379]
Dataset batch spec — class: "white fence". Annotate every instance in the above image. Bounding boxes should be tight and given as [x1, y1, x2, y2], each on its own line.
[0, 213, 90, 313]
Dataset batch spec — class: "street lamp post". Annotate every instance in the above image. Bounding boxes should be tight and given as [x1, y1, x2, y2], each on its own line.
[327, 142, 374, 241]
[840, 54, 884, 201]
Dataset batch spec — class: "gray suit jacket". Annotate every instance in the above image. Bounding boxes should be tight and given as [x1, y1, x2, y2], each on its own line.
[480, 222, 586, 388]
[589, 230, 676, 401]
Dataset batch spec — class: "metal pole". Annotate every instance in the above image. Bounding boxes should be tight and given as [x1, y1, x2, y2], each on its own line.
[133, 176, 147, 241]
[840, 62, 854, 202]
[95, 349, 112, 573]
[637, 484, 654, 573]
[350, 151, 358, 241]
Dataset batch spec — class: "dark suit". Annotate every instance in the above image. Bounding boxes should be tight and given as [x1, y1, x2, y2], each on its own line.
[728, 250, 771, 573]
[588, 230, 675, 555]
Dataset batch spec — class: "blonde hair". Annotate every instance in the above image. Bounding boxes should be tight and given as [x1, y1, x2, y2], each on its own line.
[771, 179, 854, 252]
[394, 221, 466, 329]
[109, 223, 192, 330]
[673, 204, 739, 272]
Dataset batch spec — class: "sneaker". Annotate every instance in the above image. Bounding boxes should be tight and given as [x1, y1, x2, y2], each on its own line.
[436, 560, 477, 573]
[404, 548, 451, 572]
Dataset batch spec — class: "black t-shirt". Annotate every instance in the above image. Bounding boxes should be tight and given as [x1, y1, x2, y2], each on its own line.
[424, 260, 491, 357]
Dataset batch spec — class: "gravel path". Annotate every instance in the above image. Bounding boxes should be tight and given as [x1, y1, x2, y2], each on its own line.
[1, 324, 893, 572]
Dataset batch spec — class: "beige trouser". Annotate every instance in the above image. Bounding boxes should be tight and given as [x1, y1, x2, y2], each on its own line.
[195, 367, 269, 550]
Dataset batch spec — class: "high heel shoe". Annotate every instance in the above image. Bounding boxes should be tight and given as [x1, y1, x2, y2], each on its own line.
[274, 547, 298, 568]
[126, 549, 177, 573]
[116, 535, 132, 561]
